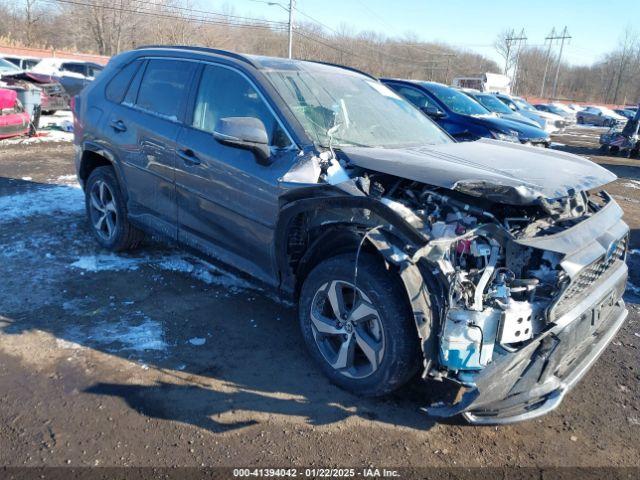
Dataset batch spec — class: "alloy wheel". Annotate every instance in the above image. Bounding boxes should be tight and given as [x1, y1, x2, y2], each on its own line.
[89, 179, 118, 242]
[309, 280, 385, 379]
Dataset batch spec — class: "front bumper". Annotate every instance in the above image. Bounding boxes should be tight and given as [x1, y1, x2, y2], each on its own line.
[427, 259, 628, 425]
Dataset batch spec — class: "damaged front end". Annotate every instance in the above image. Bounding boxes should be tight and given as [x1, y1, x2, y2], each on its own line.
[279, 142, 628, 424]
[373, 178, 628, 424]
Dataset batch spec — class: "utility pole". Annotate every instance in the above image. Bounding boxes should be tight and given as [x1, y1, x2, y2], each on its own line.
[551, 26, 571, 99]
[287, 0, 295, 59]
[539, 27, 556, 98]
[506, 29, 527, 94]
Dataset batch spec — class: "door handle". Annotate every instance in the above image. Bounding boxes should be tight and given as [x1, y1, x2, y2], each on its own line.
[109, 120, 127, 132]
[178, 148, 201, 165]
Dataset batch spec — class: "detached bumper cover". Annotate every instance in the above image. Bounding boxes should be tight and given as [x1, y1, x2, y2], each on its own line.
[427, 262, 628, 425]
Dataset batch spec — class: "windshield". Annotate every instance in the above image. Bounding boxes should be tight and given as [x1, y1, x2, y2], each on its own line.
[514, 98, 536, 111]
[262, 65, 451, 148]
[422, 83, 489, 116]
[600, 107, 619, 117]
[544, 105, 566, 115]
[474, 94, 512, 114]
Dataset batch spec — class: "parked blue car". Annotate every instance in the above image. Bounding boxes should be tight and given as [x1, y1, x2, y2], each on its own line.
[381, 79, 550, 147]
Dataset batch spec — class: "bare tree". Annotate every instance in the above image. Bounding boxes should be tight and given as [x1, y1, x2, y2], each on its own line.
[494, 29, 516, 75]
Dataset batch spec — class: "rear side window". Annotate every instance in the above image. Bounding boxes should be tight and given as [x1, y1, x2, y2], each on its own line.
[192, 64, 290, 148]
[105, 60, 142, 103]
[135, 59, 196, 120]
[393, 85, 435, 109]
[88, 65, 103, 78]
[62, 63, 86, 75]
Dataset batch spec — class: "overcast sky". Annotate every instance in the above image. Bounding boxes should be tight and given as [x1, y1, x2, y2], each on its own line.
[208, 0, 639, 66]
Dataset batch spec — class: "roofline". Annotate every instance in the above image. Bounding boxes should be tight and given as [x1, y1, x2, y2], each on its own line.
[305, 60, 376, 80]
[134, 46, 376, 79]
[134, 45, 258, 68]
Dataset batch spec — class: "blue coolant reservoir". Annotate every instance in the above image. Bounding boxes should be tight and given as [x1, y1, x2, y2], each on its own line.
[439, 309, 501, 371]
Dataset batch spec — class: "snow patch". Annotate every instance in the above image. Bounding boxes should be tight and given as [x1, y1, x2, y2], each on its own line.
[0, 184, 83, 223]
[70, 254, 143, 272]
[86, 314, 167, 352]
[622, 180, 640, 190]
[53, 174, 78, 185]
[70, 252, 250, 292]
[56, 338, 84, 350]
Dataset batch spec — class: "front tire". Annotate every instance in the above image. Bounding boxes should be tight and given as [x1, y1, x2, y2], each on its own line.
[85, 166, 144, 251]
[298, 253, 420, 397]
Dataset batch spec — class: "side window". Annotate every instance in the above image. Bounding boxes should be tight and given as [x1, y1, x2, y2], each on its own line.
[136, 59, 196, 120]
[122, 61, 146, 105]
[192, 64, 290, 148]
[105, 60, 142, 103]
[88, 66, 102, 78]
[62, 63, 86, 75]
[394, 85, 434, 109]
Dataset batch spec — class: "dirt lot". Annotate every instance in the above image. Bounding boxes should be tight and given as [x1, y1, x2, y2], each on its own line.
[0, 125, 639, 471]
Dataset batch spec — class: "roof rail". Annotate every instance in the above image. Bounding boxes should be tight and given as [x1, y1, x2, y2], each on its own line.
[306, 60, 376, 80]
[134, 45, 257, 67]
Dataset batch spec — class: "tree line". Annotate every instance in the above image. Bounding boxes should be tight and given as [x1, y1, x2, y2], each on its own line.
[1, 0, 637, 105]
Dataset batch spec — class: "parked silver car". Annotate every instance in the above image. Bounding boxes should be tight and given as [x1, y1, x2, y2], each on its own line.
[577, 106, 627, 127]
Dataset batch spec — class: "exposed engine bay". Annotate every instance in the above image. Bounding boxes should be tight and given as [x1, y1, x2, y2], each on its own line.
[350, 169, 622, 381]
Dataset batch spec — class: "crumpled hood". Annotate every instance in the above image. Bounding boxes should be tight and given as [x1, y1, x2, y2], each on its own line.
[342, 138, 617, 205]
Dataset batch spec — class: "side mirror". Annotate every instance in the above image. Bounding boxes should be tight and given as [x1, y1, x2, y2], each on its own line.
[213, 117, 271, 165]
[422, 105, 445, 118]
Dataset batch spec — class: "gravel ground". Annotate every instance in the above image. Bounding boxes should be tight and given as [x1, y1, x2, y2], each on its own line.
[0, 125, 639, 472]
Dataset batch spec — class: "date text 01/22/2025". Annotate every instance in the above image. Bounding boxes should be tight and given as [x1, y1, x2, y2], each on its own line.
[232, 468, 401, 478]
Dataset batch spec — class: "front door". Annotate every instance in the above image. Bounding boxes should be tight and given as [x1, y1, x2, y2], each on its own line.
[174, 63, 297, 286]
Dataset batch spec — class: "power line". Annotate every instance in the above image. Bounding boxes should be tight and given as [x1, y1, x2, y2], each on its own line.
[293, 4, 450, 67]
[44, 0, 289, 29]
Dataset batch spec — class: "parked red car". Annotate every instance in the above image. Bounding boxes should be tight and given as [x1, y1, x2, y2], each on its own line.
[0, 88, 30, 139]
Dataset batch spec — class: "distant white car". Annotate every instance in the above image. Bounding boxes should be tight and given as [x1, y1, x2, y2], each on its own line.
[566, 103, 585, 113]
[0, 57, 23, 77]
[551, 102, 580, 118]
[2, 55, 40, 71]
[30, 58, 103, 96]
[577, 106, 627, 127]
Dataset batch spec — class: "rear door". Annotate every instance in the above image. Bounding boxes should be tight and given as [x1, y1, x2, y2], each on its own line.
[106, 58, 197, 238]
[174, 63, 297, 285]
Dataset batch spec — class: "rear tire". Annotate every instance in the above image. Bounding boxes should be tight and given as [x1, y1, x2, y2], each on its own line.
[298, 253, 421, 397]
[85, 166, 144, 251]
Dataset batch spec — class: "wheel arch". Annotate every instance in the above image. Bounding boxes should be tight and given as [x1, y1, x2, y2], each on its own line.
[274, 195, 440, 375]
[78, 142, 128, 201]
[274, 194, 424, 298]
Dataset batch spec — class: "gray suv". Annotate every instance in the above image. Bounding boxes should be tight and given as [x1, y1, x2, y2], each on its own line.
[73, 46, 628, 424]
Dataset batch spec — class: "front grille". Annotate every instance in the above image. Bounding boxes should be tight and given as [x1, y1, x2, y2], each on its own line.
[550, 236, 627, 320]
